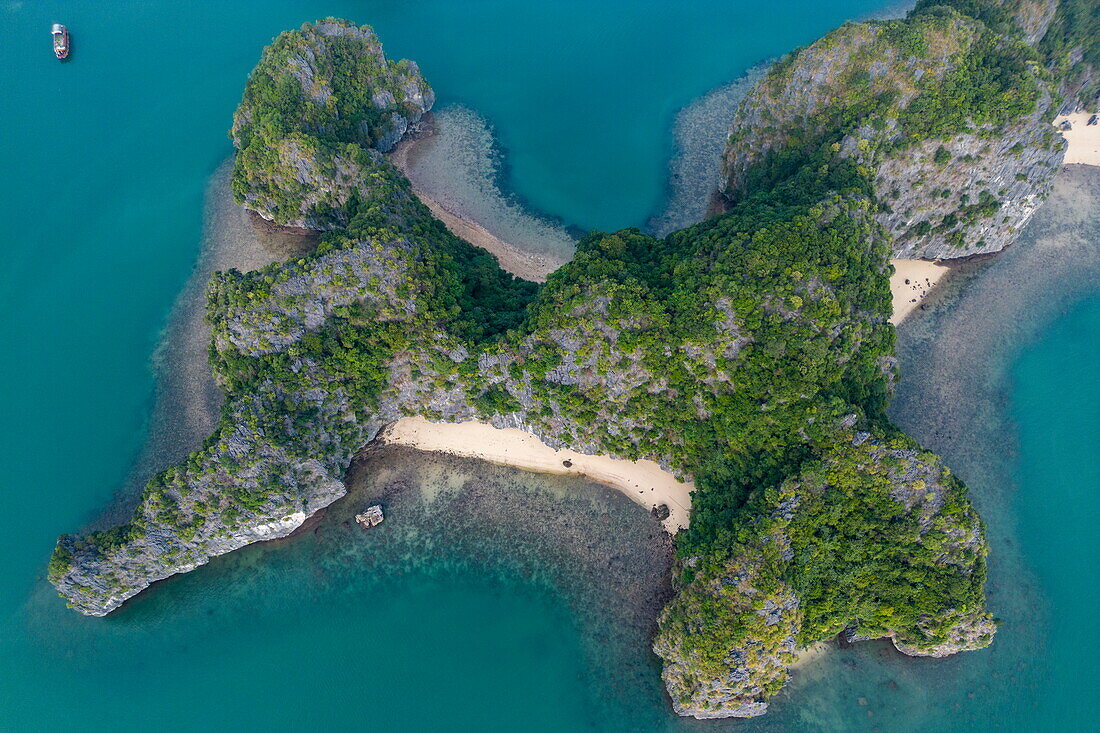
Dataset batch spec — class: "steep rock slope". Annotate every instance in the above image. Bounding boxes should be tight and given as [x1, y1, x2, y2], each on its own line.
[720, 5, 1067, 259]
[51, 17, 996, 720]
[230, 18, 434, 229]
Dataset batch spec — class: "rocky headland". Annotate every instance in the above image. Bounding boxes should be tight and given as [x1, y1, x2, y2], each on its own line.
[49, 3, 1097, 719]
[720, 5, 1067, 260]
[229, 19, 434, 230]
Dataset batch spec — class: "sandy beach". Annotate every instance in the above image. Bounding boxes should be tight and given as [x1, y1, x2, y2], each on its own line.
[389, 126, 563, 282]
[380, 417, 693, 533]
[1054, 112, 1100, 166]
[890, 258, 951, 325]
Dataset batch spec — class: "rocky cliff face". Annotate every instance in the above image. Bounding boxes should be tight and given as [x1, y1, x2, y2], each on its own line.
[229, 18, 434, 230]
[49, 184, 891, 616]
[721, 7, 1066, 259]
[51, 16, 996, 721]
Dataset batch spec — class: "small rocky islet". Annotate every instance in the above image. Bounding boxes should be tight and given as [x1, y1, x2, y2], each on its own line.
[49, 1, 1097, 720]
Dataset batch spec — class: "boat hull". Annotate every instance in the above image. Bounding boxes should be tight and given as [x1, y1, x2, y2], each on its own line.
[52, 24, 69, 60]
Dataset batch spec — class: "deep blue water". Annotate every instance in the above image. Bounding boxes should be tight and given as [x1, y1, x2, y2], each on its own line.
[1, 1, 1097, 730]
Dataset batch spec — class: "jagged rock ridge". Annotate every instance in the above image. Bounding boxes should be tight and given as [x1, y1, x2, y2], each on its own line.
[229, 18, 434, 230]
[49, 13, 1007, 721]
[720, 4, 1069, 259]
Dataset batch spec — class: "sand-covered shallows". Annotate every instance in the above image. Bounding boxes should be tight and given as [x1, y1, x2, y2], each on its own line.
[40, 445, 676, 729]
[105, 162, 678, 676]
[83, 163, 679, 724]
[648, 67, 768, 237]
[113, 105, 1099, 730]
[389, 107, 576, 282]
[736, 166, 1100, 731]
[381, 417, 692, 532]
[105, 161, 282, 522]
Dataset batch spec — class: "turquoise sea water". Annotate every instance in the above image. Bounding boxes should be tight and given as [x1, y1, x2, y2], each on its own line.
[1, 1, 1098, 730]
[1012, 297, 1100, 730]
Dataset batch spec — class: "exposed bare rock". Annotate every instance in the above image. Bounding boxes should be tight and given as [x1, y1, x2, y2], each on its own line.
[720, 8, 1065, 260]
[229, 18, 434, 229]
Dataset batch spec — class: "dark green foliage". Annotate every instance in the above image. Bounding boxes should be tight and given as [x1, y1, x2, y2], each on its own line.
[83, 522, 145, 555]
[783, 437, 986, 644]
[896, 25, 1040, 141]
[1040, 0, 1100, 106]
[229, 19, 433, 224]
[47, 543, 74, 582]
[663, 427, 989, 667]
[53, 17, 995, 689]
[513, 161, 894, 557]
[727, 8, 1041, 205]
[474, 385, 523, 416]
[917, 0, 1099, 108]
[912, 0, 1023, 38]
[233, 19, 420, 152]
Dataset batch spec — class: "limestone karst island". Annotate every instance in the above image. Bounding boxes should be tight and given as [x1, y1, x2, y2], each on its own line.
[43, 0, 1097, 723]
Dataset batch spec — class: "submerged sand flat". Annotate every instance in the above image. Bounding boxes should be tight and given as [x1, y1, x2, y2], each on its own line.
[890, 258, 951, 324]
[400, 182, 558, 282]
[1054, 112, 1100, 166]
[388, 113, 571, 283]
[381, 417, 693, 533]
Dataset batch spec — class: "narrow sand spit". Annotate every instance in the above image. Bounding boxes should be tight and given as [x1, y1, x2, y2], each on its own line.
[1054, 112, 1100, 166]
[389, 127, 562, 283]
[890, 259, 951, 325]
[380, 417, 693, 533]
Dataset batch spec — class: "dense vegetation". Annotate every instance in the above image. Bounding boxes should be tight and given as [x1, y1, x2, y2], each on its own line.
[1039, 0, 1100, 108]
[914, 0, 1099, 108]
[516, 167, 894, 543]
[726, 7, 1045, 198]
[52, 11, 1016, 718]
[230, 19, 434, 227]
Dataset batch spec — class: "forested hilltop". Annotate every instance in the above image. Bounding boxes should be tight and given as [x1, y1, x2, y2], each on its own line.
[229, 19, 435, 230]
[49, 4, 1089, 717]
[914, 0, 1098, 109]
[721, 0, 1093, 260]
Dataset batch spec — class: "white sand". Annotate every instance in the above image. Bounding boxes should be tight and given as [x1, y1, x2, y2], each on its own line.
[1054, 113, 1100, 166]
[380, 417, 693, 533]
[890, 259, 951, 325]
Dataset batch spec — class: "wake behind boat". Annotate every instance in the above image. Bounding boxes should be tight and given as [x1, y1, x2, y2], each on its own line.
[51, 24, 69, 60]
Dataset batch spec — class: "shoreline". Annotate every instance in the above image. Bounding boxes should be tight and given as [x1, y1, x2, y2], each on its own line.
[133, 92, 1086, 561]
[126, 158, 691, 538]
[887, 164, 1100, 726]
[889, 259, 952, 325]
[379, 417, 693, 533]
[1053, 112, 1100, 166]
[887, 106, 1100, 327]
[103, 160, 280, 524]
[389, 118, 567, 282]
